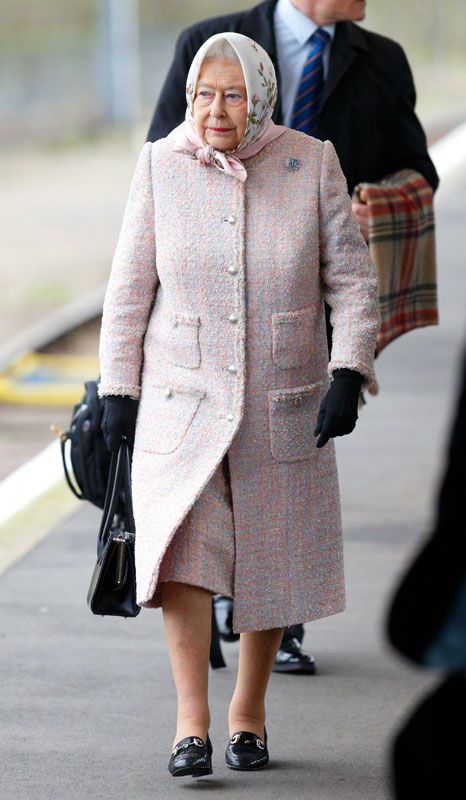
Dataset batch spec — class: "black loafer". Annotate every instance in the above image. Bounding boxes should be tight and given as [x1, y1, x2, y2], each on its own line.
[168, 735, 213, 777]
[272, 637, 316, 674]
[225, 729, 269, 771]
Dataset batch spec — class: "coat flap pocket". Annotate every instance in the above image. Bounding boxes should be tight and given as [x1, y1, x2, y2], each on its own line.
[268, 381, 324, 410]
[170, 312, 201, 328]
[167, 312, 202, 369]
[268, 381, 325, 462]
[271, 307, 315, 369]
[272, 307, 315, 327]
[148, 382, 205, 400]
[136, 382, 205, 455]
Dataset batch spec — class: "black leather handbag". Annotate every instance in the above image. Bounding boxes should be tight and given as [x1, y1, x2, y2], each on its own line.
[87, 438, 140, 617]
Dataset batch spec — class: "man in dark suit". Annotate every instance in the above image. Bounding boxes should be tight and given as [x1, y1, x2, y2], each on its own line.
[147, 0, 439, 673]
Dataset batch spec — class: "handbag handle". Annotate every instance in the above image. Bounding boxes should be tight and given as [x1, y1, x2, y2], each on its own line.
[98, 438, 135, 552]
[97, 445, 122, 552]
[122, 438, 136, 535]
[59, 436, 85, 500]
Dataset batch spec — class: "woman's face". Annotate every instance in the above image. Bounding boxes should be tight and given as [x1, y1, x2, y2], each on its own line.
[193, 58, 248, 151]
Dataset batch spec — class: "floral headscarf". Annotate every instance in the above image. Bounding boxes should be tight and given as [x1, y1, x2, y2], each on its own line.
[172, 32, 287, 181]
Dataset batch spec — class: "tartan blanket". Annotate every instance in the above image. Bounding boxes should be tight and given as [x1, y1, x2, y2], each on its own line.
[352, 169, 438, 356]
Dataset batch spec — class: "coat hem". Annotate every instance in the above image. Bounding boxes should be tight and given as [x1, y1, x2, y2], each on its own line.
[139, 439, 239, 606]
[139, 577, 234, 610]
[231, 599, 346, 634]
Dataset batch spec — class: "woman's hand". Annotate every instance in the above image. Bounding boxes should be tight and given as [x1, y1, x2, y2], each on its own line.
[101, 395, 139, 452]
[314, 369, 364, 448]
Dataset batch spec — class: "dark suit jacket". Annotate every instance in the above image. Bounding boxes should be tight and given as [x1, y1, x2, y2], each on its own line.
[146, 0, 438, 194]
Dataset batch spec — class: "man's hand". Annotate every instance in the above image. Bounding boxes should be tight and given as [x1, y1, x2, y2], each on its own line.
[352, 189, 370, 242]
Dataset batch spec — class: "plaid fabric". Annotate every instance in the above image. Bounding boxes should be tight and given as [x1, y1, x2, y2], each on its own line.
[352, 169, 438, 355]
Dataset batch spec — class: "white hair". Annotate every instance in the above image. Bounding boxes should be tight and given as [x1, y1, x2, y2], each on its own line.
[204, 38, 240, 63]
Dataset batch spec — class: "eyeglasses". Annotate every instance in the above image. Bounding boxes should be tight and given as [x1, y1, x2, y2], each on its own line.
[195, 89, 246, 108]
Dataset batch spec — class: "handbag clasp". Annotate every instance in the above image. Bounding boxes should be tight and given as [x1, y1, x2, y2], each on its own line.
[115, 536, 127, 586]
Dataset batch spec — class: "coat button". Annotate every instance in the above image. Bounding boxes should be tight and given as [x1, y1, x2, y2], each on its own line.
[224, 214, 237, 224]
[172, 319, 178, 327]
[164, 386, 173, 398]
[226, 365, 237, 374]
[228, 313, 238, 323]
[294, 395, 303, 406]
[226, 412, 235, 421]
[228, 266, 238, 275]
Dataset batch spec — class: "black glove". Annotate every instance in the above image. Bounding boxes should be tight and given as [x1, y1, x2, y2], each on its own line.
[314, 369, 364, 448]
[101, 395, 139, 453]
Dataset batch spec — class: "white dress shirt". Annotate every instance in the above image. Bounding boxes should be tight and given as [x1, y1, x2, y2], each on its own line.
[274, 0, 335, 127]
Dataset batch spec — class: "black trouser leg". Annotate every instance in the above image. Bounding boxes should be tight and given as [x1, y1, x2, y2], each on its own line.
[281, 624, 305, 647]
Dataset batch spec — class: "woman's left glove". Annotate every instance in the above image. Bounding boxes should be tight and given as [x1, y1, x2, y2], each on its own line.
[314, 369, 364, 448]
[101, 395, 139, 452]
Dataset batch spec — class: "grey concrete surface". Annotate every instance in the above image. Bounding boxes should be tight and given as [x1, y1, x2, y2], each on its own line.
[1, 177, 465, 799]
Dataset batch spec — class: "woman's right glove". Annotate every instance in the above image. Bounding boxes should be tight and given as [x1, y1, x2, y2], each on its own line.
[314, 369, 364, 448]
[101, 395, 139, 452]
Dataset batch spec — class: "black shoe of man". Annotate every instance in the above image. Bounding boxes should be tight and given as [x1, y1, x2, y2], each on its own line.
[214, 599, 316, 674]
[272, 635, 316, 674]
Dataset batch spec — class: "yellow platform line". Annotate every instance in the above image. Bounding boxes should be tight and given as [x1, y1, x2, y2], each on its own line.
[0, 351, 99, 406]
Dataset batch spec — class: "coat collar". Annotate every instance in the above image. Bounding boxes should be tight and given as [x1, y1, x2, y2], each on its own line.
[321, 21, 369, 109]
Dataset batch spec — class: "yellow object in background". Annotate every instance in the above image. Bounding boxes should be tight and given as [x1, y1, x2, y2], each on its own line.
[0, 353, 99, 406]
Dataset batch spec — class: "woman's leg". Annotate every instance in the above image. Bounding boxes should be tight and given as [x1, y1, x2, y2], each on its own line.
[228, 627, 285, 738]
[162, 581, 212, 744]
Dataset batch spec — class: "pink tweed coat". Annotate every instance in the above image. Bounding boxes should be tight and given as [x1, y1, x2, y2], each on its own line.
[98, 129, 380, 632]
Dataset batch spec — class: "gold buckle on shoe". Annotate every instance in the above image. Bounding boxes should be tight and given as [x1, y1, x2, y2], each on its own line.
[230, 732, 265, 749]
[172, 737, 204, 756]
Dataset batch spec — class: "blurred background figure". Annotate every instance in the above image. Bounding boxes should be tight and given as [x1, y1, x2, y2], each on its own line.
[387, 345, 466, 799]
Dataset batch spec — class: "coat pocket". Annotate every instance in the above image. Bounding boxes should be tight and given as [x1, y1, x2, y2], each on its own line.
[268, 381, 324, 462]
[169, 312, 201, 369]
[137, 382, 205, 455]
[271, 307, 315, 369]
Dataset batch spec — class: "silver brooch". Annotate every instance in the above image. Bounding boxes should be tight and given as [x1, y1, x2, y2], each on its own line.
[287, 157, 300, 172]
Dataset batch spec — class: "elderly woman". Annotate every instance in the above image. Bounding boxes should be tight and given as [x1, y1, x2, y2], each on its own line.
[98, 32, 379, 777]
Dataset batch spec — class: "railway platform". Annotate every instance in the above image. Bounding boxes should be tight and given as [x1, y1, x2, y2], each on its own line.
[1, 166, 465, 798]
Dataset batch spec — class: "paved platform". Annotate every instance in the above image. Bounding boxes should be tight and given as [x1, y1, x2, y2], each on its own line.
[1, 176, 465, 799]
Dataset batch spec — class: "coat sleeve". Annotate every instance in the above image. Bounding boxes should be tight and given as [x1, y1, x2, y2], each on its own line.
[98, 142, 158, 400]
[319, 139, 380, 392]
[388, 45, 439, 192]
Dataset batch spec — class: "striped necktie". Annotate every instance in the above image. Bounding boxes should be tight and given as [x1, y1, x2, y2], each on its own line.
[290, 28, 331, 136]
